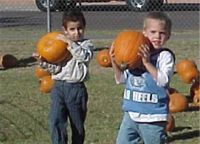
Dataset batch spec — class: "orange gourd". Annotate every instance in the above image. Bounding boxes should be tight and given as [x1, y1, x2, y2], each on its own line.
[35, 66, 51, 79]
[113, 30, 152, 70]
[36, 32, 71, 64]
[39, 75, 54, 93]
[96, 49, 112, 67]
[165, 114, 175, 132]
[175, 59, 198, 84]
[168, 88, 188, 113]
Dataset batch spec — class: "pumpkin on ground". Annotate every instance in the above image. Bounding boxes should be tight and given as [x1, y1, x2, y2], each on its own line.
[168, 88, 188, 113]
[39, 75, 54, 93]
[35, 66, 51, 79]
[96, 49, 112, 68]
[165, 114, 175, 132]
[36, 32, 71, 64]
[112, 30, 152, 70]
[175, 59, 198, 84]
[0, 54, 18, 69]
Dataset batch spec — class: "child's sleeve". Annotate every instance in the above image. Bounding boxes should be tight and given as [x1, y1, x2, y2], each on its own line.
[39, 61, 61, 74]
[157, 51, 175, 87]
[68, 39, 94, 62]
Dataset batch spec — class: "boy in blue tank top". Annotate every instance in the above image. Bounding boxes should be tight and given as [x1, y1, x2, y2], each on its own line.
[110, 12, 175, 144]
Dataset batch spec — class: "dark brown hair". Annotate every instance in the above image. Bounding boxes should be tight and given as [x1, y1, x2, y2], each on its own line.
[62, 9, 86, 29]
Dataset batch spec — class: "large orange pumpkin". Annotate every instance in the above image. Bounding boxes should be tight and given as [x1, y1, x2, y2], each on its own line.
[35, 66, 51, 79]
[165, 114, 175, 132]
[113, 30, 152, 70]
[36, 32, 71, 64]
[96, 49, 112, 68]
[175, 59, 198, 84]
[39, 75, 54, 93]
[168, 88, 188, 113]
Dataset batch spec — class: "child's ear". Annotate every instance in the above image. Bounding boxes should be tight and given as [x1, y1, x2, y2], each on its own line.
[142, 31, 147, 37]
[62, 26, 67, 34]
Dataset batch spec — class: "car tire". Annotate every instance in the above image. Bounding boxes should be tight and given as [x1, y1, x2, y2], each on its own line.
[59, 0, 76, 11]
[126, 0, 164, 11]
[35, 0, 61, 11]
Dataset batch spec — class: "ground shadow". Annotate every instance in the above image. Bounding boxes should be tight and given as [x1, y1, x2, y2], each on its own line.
[168, 128, 200, 142]
[16, 56, 37, 67]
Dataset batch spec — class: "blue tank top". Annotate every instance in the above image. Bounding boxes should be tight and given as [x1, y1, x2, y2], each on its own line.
[122, 48, 175, 115]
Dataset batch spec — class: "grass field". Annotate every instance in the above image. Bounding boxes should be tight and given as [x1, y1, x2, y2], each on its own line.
[0, 27, 199, 144]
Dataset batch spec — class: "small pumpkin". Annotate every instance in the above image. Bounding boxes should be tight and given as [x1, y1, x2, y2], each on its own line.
[0, 54, 18, 69]
[36, 32, 71, 64]
[96, 49, 112, 67]
[39, 75, 54, 93]
[168, 88, 188, 113]
[175, 59, 198, 84]
[179, 69, 199, 84]
[193, 89, 200, 107]
[35, 66, 51, 79]
[165, 114, 175, 132]
[113, 30, 152, 70]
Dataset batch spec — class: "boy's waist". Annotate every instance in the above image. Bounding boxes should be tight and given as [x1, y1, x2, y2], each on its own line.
[128, 112, 168, 122]
[54, 80, 84, 86]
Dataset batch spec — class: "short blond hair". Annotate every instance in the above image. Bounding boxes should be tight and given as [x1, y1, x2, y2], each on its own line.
[143, 11, 172, 35]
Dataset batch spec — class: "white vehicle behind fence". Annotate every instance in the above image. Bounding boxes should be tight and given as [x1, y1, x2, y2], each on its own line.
[35, 0, 200, 11]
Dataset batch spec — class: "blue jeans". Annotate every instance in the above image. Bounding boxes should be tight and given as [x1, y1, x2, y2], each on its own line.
[49, 81, 88, 144]
[116, 112, 167, 144]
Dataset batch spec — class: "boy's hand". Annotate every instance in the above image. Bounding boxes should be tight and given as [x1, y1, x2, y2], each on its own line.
[32, 52, 46, 62]
[32, 52, 42, 61]
[138, 44, 151, 64]
[56, 34, 72, 49]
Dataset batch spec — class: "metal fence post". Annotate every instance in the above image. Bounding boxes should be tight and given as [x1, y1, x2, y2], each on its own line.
[47, 0, 51, 32]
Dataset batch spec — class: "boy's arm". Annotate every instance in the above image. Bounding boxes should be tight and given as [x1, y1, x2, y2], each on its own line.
[138, 44, 158, 80]
[110, 44, 124, 84]
[138, 45, 174, 86]
[39, 61, 62, 74]
[68, 40, 93, 62]
[32, 52, 61, 74]
[156, 51, 175, 86]
[56, 34, 93, 62]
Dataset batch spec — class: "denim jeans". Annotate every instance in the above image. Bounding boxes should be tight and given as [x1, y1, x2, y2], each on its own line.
[116, 112, 167, 144]
[49, 81, 88, 144]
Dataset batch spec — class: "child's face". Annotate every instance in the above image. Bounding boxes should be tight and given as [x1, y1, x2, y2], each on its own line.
[143, 18, 170, 49]
[64, 21, 85, 42]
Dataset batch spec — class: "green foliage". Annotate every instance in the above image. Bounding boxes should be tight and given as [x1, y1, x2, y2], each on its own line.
[0, 27, 199, 143]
